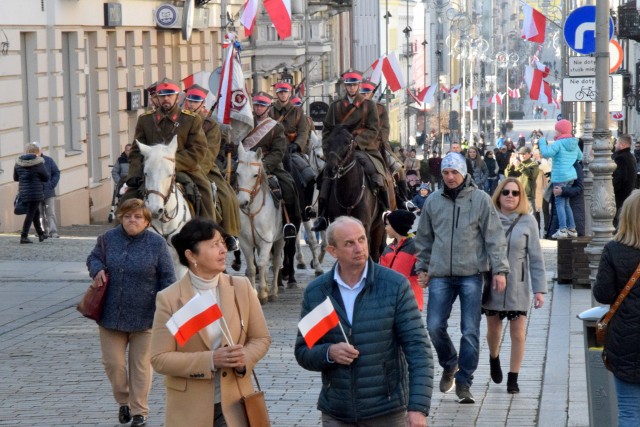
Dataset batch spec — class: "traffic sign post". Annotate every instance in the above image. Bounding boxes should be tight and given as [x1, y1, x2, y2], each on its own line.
[562, 75, 622, 111]
[563, 5, 614, 54]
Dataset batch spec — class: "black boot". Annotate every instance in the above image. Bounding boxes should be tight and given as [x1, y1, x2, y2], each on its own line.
[507, 372, 519, 394]
[231, 250, 242, 271]
[490, 355, 503, 384]
[397, 179, 410, 203]
[224, 236, 239, 252]
[378, 189, 390, 212]
[20, 236, 33, 244]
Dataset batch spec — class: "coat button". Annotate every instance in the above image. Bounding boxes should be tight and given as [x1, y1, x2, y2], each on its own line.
[222, 372, 227, 377]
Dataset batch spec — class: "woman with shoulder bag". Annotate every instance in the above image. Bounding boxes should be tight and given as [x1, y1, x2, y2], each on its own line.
[483, 178, 547, 394]
[593, 190, 640, 426]
[13, 142, 49, 244]
[150, 218, 271, 427]
[86, 198, 176, 427]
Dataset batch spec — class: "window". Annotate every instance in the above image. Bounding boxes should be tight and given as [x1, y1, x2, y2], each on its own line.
[20, 32, 38, 143]
[61, 32, 82, 152]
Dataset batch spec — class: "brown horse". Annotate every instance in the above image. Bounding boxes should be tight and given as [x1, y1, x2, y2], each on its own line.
[323, 127, 386, 261]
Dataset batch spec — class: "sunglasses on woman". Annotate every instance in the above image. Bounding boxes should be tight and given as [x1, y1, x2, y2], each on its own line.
[501, 189, 520, 197]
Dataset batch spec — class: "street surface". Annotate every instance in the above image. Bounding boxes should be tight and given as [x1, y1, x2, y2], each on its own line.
[0, 217, 593, 427]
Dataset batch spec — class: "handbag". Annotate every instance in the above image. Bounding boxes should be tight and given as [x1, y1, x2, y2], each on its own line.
[595, 261, 640, 346]
[231, 277, 271, 427]
[14, 193, 27, 215]
[77, 235, 109, 321]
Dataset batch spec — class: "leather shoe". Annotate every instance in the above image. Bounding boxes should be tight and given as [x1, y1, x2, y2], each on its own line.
[38, 234, 47, 242]
[20, 237, 33, 244]
[311, 217, 328, 232]
[118, 405, 131, 424]
[131, 415, 147, 427]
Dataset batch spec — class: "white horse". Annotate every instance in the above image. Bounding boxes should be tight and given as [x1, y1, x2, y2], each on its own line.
[138, 137, 191, 278]
[296, 130, 328, 266]
[236, 143, 284, 304]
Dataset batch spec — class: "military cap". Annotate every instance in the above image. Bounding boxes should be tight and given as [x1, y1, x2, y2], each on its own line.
[290, 96, 302, 106]
[342, 69, 363, 83]
[146, 81, 159, 96]
[185, 84, 209, 102]
[274, 82, 293, 93]
[359, 79, 376, 93]
[156, 78, 180, 96]
[253, 91, 273, 106]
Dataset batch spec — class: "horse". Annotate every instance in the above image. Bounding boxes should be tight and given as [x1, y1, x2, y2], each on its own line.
[323, 128, 386, 261]
[138, 137, 191, 278]
[236, 143, 285, 304]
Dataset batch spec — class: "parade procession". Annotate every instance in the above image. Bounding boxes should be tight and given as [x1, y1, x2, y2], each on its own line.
[4, 0, 640, 426]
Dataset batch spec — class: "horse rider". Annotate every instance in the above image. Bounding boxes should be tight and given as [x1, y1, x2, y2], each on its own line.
[146, 81, 160, 111]
[123, 78, 216, 220]
[242, 91, 300, 239]
[312, 69, 389, 232]
[291, 96, 317, 146]
[359, 78, 410, 204]
[183, 84, 241, 250]
[269, 82, 316, 221]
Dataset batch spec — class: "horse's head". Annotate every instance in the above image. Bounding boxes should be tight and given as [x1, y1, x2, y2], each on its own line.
[325, 126, 355, 173]
[138, 136, 178, 218]
[308, 130, 325, 173]
[236, 143, 265, 210]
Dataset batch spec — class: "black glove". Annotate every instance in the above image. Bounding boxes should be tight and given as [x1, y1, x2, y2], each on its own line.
[126, 177, 142, 188]
[224, 143, 235, 155]
[287, 143, 300, 154]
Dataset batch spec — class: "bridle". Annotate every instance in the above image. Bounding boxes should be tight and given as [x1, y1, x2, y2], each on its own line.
[237, 159, 277, 245]
[325, 140, 366, 214]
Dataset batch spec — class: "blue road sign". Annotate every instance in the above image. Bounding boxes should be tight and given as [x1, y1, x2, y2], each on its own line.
[563, 5, 614, 55]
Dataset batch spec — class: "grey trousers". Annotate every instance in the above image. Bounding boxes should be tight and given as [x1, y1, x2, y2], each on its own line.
[321, 410, 407, 427]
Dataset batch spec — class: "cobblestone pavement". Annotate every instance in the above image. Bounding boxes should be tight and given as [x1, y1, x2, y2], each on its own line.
[0, 224, 591, 426]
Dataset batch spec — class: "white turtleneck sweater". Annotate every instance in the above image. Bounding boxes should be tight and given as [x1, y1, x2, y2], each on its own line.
[189, 271, 223, 404]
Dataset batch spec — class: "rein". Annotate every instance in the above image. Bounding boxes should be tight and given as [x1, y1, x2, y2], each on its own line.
[326, 141, 366, 215]
[237, 160, 277, 245]
[144, 156, 188, 240]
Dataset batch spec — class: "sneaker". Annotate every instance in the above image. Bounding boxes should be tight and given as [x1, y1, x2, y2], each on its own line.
[456, 384, 475, 403]
[567, 228, 578, 238]
[118, 405, 131, 424]
[130, 415, 147, 427]
[439, 366, 458, 393]
[551, 228, 569, 239]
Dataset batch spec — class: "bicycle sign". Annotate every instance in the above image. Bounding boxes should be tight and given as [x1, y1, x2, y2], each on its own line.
[562, 75, 623, 111]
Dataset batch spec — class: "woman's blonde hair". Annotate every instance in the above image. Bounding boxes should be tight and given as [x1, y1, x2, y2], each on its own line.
[492, 177, 529, 214]
[614, 190, 640, 249]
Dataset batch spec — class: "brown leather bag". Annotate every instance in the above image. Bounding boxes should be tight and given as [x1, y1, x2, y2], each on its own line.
[77, 235, 109, 321]
[240, 372, 270, 427]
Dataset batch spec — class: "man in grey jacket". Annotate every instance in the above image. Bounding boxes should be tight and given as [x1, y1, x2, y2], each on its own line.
[415, 152, 509, 404]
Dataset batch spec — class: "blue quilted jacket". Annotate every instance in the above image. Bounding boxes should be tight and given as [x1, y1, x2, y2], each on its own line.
[294, 261, 433, 421]
[538, 136, 583, 183]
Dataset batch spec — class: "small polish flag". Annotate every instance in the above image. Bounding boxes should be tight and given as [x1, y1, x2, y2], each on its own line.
[240, 0, 259, 37]
[449, 83, 461, 94]
[521, 4, 546, 43]
[508, 87, 520, 99]
[382, 51, 406, 91]
[166, 291, 223, 347]
[417, 85, 438, 104]
[524, 65, 553, 104]
[370, 56, 384, 85]
[489, 93, 502, 105]
[298, 297, 340, 349]
[469, 95, 478, 110]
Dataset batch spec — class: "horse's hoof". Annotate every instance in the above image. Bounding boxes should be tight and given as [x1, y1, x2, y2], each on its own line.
[231, 261, 241, 272]
[258, 297, 268, 305]
[287, 281, 299, 289]
[297, 263, 307, 269]
[310, 260, 315, 269]
[314, 270, 323, 277]
[268, 295, 279, 303]
[278, 284, 285, 291]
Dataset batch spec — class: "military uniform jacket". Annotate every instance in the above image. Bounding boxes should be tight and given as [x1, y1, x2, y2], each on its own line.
[377, 102, 390, 146]
[269, 100, 308, 153]
[243, 118, 287, 176]
[201, 116, 224, 180]
[128, 104, 208, 182]
[322, 94, 380, 153]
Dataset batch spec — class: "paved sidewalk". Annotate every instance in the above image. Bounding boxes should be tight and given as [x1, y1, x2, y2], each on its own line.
[0, 227, 592, 426]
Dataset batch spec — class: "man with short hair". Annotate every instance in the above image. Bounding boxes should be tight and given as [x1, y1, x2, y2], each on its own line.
[34, 143, 60, 238]
[415, 152, 509, 404]
[295, 216, 433, 426]
[612, 134, 637, 227]
[506, 146, 539, 210]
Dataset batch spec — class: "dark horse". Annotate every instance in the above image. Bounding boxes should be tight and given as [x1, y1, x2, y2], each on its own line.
[324, 127, 386, 261]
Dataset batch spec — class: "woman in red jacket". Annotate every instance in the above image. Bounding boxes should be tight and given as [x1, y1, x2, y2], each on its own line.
[380, 209, 424, 311]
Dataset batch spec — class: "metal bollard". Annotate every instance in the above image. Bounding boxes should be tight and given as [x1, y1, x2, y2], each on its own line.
[577, 306, 617, 427]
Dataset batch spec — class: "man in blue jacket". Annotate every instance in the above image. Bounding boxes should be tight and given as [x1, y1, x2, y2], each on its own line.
[35, 142, 61, 238]
[295, 216, 433, 426]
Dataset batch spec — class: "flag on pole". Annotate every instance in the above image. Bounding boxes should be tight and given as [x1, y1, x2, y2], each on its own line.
[298, 297, 340, 348]
[524, 65, 553, 104]
[240, 0, 260, 36]
[166, 291, 223, 347]
[521, 4, 546, 43]
[370, 56, 384, 85]
[489, 93, 503, 105]
[182, 71, 216, 109]
[469, 95, 478, 110]
[449, 83, 462, 94]
[508, 87, 520, 99]
[417, 85, 438, 104]
[382, 52, 405, 91]
[407, 88, 422, 104]
[533, 60, 550, 78]
[264, 0, 292, 39]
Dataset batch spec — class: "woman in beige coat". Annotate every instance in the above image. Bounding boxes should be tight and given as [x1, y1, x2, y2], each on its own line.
[150, 218, 271, 427]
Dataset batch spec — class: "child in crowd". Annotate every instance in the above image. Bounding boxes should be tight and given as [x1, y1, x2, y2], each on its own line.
[411, 183, 431, 212]
[538, 119, 583, 238]
[380, 210, 424, 311]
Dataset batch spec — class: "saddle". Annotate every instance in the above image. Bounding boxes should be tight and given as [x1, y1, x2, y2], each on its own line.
[176, 172, 201, 217]
[267, 175, 283, 204]
[289, 152, 316, 187]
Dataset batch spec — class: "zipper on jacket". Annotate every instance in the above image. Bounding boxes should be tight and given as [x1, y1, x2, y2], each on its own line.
[449, 201, 458, 276]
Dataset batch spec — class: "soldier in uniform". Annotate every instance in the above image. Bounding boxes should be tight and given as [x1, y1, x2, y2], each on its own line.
[291, 96, 317, 152]
[359, 79, 410, 203]
[312, 69, 388, 232]
[242, 92, 300, 239]
[123, 78, 215, 219]
[269, 82, 308, 153]
[146, 81, 160, 111]
[183, 84, 241, 249]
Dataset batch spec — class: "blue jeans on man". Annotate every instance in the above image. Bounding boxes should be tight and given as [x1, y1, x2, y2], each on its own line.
[614, 376, 640, 427]
[426, 274, 483, 386]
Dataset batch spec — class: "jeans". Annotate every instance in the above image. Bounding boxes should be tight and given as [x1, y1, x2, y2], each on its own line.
[426, 274, 483, 386]
[614, 376, 640, 427]
[553, 182, 575, 230]
[484, 178, 498, 196]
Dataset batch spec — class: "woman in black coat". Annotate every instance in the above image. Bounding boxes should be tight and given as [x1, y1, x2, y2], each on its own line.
[13, 143, 49, 244]
[593, 190, 640, 426]
[546, 161, 585, 238]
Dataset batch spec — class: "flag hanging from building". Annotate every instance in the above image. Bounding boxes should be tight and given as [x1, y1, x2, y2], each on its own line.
[166, 291, 223, 347]
[469, 95, 478, 110]
[508, 87, 520, 99]
[524, 65, 552, 104]
[417, 85, 438, 104]
[298, 297, 340, 349]
[369, 53, 406, 91]
[489, 93, 503, 105]
[449, 83, 462, 95]
[521, 3, 546, 43]
[264, 0, 292, 39]
[370, 56, 384, 85]
[240, 0, 259, 36]
[533, 60, 550, 78]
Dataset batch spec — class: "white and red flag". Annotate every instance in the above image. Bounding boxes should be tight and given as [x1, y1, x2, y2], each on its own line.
[469, 95, 478, 110]
[489, 93, 503, 105]
[449, 83, 462, 95]
[215, 34, 254, 143]
[382, 52, 405, 91]
[508, 87, 520, 99]
[369, 56, 384, 85]
[166, 291, 223, 347]
[521, 4, 546, 43]
[524, 65, 552, 104]
[533, 60, 550, 78]
[240, 0, 260, 36]
[418, 85, 438, 104]
[298, 297, 340, 349]
[264, 0, 292, 39]
[182, 71, 215, 109]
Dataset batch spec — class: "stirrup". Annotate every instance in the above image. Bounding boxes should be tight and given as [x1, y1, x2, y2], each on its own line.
[283, 223, 297, 239]
[224, 235, 239, 252]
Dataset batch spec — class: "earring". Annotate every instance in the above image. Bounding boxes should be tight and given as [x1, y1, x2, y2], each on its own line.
[193, 261, 198, 269]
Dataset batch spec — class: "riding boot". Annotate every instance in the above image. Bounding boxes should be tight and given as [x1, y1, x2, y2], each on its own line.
[378, 189, 391, 212]
[311, 177, 331, 231]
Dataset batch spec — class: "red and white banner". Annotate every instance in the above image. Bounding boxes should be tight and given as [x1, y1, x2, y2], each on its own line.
[524, 65, 552, 104]
[522, 4, 546, 43]
[469, 95, 478, 110]
[533, 60, 550, 78]
[166, 291, 223, 347]
[382, 52, 405, 92]
[417, 85, 438, 104]
[182, 71, 216, 109]
[489, 93, 503, 105]
[264, 0, 292, 40]
[240, 0, 259, 36]
[508, 87, 520, 99]
[370, 56, 384, 85]
[449, 83, 461, 95]
[298, 297, 340, 349]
